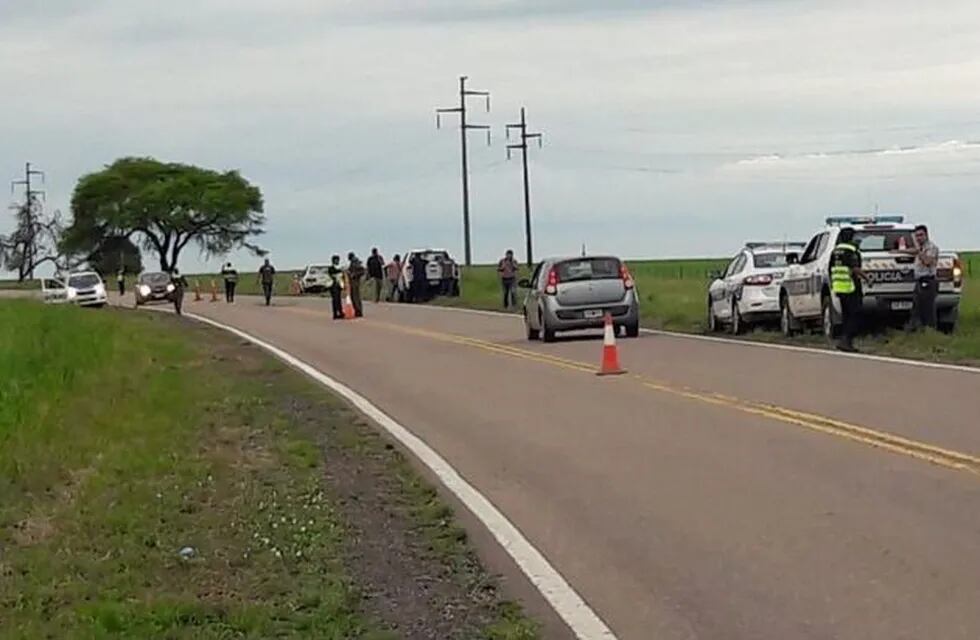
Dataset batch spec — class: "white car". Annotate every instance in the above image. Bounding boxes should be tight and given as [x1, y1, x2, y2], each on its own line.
[299, 264, 333, 294]
[42, 271, 108, 307]
[708, 242, 805, 334]
[779, 216, 964, 337]
[395, 249, 461, 303]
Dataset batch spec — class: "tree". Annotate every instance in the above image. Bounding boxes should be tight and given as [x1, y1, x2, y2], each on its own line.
[0, 198, 63, 281]
[87, 236, 143, 276]
[62, 157, 265, 273]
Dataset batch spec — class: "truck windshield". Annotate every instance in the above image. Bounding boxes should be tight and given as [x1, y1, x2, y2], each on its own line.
[854, 230, 915, 252]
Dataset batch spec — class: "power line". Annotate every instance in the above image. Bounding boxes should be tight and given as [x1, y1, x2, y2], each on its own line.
[506, 107, 543, 267]
[435, 75, 491, 267]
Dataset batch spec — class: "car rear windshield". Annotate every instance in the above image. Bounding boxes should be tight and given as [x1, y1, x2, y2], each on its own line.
[69, 274, 101, 288]
[753, 253, 797, 268]
[556, 258, 621, 282]
[140, 273, 170, 284]
[854, 229, 914, 252]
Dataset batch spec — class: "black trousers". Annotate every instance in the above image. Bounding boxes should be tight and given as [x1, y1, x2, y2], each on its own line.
[839, 292, 862, 346]
[330, 285, 343, 318]
[911, 276, 938, 330]
[224, 280, 236, 303]
[262, 282, 273, 305]
[118, 281, 125, 296]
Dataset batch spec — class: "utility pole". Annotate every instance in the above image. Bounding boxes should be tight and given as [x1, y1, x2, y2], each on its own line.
[506, 107, 543, 266]
[10, 162, 45, 279]
[436, 76, 491, 266]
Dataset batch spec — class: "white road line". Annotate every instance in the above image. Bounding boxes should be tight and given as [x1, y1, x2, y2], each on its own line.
[402, 304, 979, 375]
[186, 312, 618, 640]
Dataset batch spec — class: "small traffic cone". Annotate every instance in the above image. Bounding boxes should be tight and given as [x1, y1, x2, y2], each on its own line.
[597, 312, 626, 376]
[342, 274, 356, 319]
[193, 279, 202, 302]
[210, 279, 219, 302]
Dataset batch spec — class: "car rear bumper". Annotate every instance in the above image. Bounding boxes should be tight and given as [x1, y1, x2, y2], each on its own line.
[737, 286, 781, 317]
[542, 296, 639, 331]
[861, 292, 960, 314]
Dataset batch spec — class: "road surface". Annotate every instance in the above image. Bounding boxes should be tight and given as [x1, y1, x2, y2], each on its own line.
[151, 295, 980, 639]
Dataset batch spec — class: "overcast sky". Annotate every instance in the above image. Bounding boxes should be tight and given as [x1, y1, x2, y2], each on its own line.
[2, 0, 980, 273]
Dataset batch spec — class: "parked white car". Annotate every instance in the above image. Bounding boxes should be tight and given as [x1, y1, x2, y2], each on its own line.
[707, 242, 806, 334]
[779, 216, 964, 337]
[299, 264, 333, 294]
[42, 271, 108, 307]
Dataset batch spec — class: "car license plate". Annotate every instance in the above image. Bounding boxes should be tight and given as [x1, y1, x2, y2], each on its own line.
[891, 301, 913, 311]
[583, 309, 603, 319]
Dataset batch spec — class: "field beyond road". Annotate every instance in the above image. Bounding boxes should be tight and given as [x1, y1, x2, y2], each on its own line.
[0, 301, 537, 639]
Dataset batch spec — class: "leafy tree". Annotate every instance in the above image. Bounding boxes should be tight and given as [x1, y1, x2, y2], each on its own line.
[87, 236, 143, 276]
[0, 199, 63, 281]
[63, 157, 265, 273]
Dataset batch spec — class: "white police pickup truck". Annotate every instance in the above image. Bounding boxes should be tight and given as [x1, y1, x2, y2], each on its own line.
[778, 216, 964, 337]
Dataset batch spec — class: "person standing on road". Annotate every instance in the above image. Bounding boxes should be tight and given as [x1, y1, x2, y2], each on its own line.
[366, 247, 385, 303]
[221, 262, 238, 303]
[258, 258, 276, 306]
[346, 252, 365, 318]
[829, 228, 868, 353]
[328, 255, 344, 320]
[410, 252, 427, 303]
[497, 249, 520, 309]
[170, 268, 188, 316]
[385, 254, 402, 301]
[117, 269, 126, 297]
[903, 225, 940, 331]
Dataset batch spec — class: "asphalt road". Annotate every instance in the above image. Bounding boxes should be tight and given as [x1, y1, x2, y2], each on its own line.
[149, 294, 980, 640]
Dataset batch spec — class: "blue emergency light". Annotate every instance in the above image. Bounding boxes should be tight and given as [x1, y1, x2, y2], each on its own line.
[825, 215, 905, 226]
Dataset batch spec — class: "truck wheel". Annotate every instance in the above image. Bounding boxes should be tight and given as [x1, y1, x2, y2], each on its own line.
[780, 295, 797, 337]
[821, 295, 840, 340]
[938, 321, 957, 334]
[450, 281, 460, 297]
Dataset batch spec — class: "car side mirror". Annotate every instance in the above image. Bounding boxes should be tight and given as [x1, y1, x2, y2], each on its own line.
[708, 271, 722, 280]
[517, 279, 531, 288]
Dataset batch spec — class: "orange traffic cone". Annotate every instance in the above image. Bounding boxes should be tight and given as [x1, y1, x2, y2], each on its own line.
[342, 274, 356, 319]
[210, 279, 219, 302]
[193, 279, 202, 302]
[597, 312, 626, 376]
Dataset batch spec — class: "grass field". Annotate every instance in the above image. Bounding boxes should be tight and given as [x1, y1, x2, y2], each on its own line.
[0, 301, 537, 639]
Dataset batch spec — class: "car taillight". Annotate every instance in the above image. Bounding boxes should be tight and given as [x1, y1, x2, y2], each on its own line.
[545, 267, 559, 295]
[743, 274, 773, 286]
[953, 258, 963, 287]
[620, 264, 635, 289]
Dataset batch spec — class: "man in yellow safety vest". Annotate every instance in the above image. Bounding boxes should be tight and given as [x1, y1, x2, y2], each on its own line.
[829, 227, 868, 352]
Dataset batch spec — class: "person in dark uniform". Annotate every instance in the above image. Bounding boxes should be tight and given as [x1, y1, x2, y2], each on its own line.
[258, 258, 276, 306]
[221, 262, 238, 303]
[410, 252, 427, 303]
[366, 248, 385, 303]
[170, 268, 188, 316]
[347, 252, 365, 318]
[327, 255, 344, 320]
[117, 269, 126, 297]
[829, 227, 868, 352]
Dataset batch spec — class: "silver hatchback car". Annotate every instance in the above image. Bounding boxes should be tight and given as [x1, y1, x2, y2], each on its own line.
[519, 256, 640, 342]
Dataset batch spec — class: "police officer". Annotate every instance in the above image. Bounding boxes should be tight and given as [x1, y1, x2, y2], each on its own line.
[327, 255, 344, 320]
[410, 252, 427, 303]
[221, 262, 238, 303]
[117, 269, 126, 297]
[257, 258, 276, 306]
[170, 268, 188, 316]
[346, 252, 365, 318]
[829, 228, 868, 352]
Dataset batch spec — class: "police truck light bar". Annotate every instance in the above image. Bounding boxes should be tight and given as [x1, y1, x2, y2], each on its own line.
[825, 215, 905, 226]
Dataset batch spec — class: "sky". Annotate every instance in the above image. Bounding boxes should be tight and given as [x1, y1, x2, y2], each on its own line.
[2, 0, 980, 274]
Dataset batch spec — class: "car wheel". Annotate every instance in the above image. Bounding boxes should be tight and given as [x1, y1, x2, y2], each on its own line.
[821, 295, 840, 340]
[780, 295, 797, 337]
[938, 321, 956, 334]
[707, 298, 720, 333]
[625, 319, 640, 338]
[540, 310, 556, 343]
[730, 301, 744, 336]
[450, 281, 461, 297]
[525, 311, 540, 341]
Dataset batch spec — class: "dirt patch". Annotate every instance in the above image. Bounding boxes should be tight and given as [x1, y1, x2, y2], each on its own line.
[11, 514, 55, 546]
[172, 315, 536, 639]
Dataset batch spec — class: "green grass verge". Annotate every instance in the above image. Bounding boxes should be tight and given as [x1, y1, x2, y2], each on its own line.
[0, 301, 539, 639]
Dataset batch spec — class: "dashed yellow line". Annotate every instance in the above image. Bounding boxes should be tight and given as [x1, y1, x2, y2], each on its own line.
[282, 306, 980, 476]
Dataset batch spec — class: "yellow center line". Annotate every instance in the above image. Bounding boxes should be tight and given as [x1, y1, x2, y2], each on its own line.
[283, 306, 980, 476]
